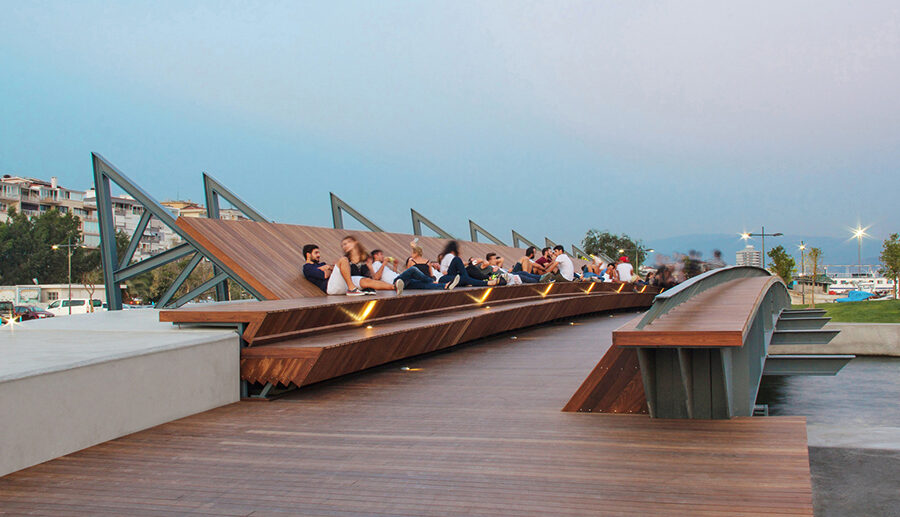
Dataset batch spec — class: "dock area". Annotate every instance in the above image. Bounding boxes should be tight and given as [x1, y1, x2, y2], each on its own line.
[0, 312, 813, 516]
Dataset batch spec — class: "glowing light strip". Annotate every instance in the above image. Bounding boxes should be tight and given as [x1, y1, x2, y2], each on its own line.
[478, 288, 493, 304]
[585, 282, 596, 293]
[616, 283, 625, 293]
[640, 285, 647, 293]
[542, 284, 554, 297]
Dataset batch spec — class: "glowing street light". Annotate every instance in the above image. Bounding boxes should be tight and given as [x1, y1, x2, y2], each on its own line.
[799, 241, 806, 304]
[51, 236, 87, 315]
[851, 224, 870, 277]
[739, 227, 783, 269]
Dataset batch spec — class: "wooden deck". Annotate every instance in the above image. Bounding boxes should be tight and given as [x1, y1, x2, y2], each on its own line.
[162, 283, 657, 389]
[0, 313, 813, 516]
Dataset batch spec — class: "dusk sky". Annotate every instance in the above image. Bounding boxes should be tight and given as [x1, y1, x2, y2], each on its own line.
[1, 1, 898, 262]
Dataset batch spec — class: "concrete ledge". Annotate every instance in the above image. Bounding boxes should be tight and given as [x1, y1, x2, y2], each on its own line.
[770, 323, 900, 357]
[0, 311, 239, 477]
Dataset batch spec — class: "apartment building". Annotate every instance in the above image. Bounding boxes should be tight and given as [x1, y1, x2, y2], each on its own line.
[2, 174, 247, 262]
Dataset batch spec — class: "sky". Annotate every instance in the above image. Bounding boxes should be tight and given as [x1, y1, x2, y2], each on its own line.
[1, 1, 898, 263]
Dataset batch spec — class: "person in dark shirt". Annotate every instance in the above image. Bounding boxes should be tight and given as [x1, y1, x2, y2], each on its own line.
[302, 244, 333, 293]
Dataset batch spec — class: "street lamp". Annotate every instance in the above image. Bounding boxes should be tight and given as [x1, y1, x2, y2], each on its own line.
[851, 224, 870, 278]
[740, 226, 783, 269]
[798, 242, 806, 304]
[51, 236, 85, 315]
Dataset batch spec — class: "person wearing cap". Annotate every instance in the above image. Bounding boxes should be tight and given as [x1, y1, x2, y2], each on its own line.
[616, 255, 635, 283]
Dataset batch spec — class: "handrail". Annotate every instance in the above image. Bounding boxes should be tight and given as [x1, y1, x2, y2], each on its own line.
[634, 266, 771, 329]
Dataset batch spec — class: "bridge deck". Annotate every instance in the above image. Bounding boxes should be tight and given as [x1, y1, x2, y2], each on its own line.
[614, 276, 779, 348]
[0, 313, 813, 516]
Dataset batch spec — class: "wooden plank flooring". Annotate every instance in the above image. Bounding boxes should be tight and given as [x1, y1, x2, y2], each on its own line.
[0, 312, 812, 516]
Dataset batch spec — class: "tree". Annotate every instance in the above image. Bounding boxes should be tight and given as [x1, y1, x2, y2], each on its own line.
[879, 233, 900, 299]
[582, 229, 648, 267]
[767, 245, 796, 286]
[0, 207, 92, 285]
[807, 247, 823, 308]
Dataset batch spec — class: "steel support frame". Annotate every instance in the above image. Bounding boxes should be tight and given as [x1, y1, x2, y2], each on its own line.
[203, 172, 269, 301]
[411, 209, 454, 239]
[469, 220, 506, 245]
[330, 192, 384, 232]
[635, 275, 791, 419]
[91, 153, 266, 310]
[511, 230, 537, 250]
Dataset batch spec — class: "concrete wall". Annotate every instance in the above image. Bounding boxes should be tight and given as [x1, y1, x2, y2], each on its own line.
[0, 336, 238, 477]
[770, 323, 900, 357]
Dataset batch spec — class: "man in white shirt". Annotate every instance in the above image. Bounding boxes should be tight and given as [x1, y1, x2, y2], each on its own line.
[370, 249, 399, 284]
[616, 256, 635, 283]
[539, 245, 575, 282]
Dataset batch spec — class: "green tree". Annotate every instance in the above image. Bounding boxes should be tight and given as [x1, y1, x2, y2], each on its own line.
[581, 229, 648, 267]
[767, 245, 796, 286]
[0, 207, 94, 285]
[879, 233, 900, 299]
[807, 247, 823, 308]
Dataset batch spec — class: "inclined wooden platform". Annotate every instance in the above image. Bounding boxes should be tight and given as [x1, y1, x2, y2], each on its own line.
[176, 217, 592, 299]
[0, 312, 813, 516]
[162, 282, 657, 389]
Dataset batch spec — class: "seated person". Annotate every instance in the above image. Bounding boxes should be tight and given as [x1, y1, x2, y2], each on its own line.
[616, 256, 635, 283]
[513, 246, 546, 275]
[438, 241, 500, 287]
[603, 263, 620, 283]
[303, 237, 398, 296]
[370, 249, 400, 284]
[389, 243, 459, 292]
[539, 245, 576, 282]
[533, 247, 553, 272]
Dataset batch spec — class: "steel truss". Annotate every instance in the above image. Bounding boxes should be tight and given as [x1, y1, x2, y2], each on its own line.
[92, 153, 266, 310]
[411, 209, 454, 239]
[511, 230, 537, 250]
[330, 192, 384, 232]
[469, 220, 506, 245]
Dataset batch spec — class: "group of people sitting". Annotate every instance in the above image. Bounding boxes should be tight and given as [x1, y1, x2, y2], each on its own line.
[302, 236, 642, 296]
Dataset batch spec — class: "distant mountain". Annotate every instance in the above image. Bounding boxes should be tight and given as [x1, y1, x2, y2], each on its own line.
[645, 233, 884, 268]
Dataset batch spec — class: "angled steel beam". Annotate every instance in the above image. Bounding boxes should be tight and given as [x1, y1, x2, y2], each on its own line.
[91, 152, 266, 310]
[114, 243, 195, 282]
[411, 209, 454, 239]
[330, 193, 384, 232]
[545, 237, 558, 249]
[203, 172, 268, 222]
[203, 172, 269, 301]
[763, 355, 854, 376]
[511, 230, 537, 250]
[173, 272, 230, 308]
[571, 244, 590, 260]
[118, 210, 152, 269]
[469, 220, 506, 246]
[156, 252, 203, 308]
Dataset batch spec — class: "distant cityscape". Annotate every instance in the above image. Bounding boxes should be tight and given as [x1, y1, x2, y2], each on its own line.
[0, 173, 248, 261]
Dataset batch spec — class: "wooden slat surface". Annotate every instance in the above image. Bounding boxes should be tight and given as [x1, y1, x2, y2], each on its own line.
[162, 282, 639, 345]
[241, 292, 653, 387]
[0, 312, 813, 516]
[614, 276, 779, 348]
[177, 217, 590, 299]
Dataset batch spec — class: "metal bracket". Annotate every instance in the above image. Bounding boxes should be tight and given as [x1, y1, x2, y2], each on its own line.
[545, 237, 557, 249]
[411, 209, 454, 239]
[571, 244, 590, 260]
[330, 192, 384, 232]
[469, 220, 506, 245]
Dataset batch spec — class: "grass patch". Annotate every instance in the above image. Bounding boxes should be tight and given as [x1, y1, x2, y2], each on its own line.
[791, 299, 900, 323]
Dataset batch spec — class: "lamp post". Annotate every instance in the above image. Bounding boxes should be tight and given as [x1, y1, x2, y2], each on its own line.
[851, 225, 869, 279]
[52, 236, 84, 316]
[740, 226, 783, 269]
[799, 242, 806, 304]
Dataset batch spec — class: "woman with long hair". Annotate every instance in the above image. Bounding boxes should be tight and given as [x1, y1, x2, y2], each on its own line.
[438, 241, 499, 287]
[325, 235, 396, 295]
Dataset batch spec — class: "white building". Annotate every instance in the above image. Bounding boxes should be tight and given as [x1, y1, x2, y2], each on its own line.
[736, 245, 762, 268]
